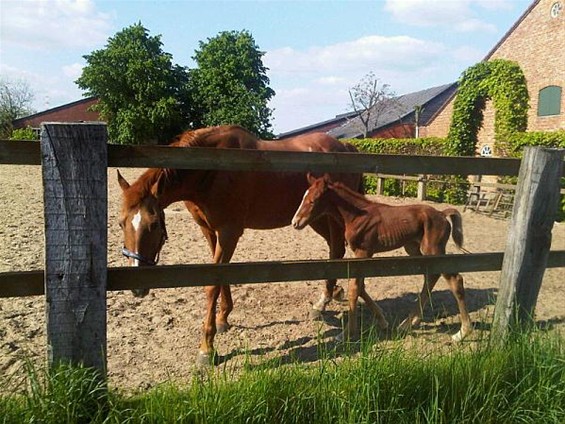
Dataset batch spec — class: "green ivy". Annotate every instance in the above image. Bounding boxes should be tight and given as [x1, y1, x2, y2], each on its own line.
[446, 59, 529, 156]
[506, 130, 565, 156]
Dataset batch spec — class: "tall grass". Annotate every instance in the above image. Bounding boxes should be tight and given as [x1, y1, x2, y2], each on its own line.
[1, 331, 563, 424]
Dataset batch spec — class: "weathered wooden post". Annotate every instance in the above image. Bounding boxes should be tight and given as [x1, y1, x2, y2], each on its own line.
[41, 122, 108, 376]
[492, 146, 564, 343]
[375, 175, 384, 195]
[417, 174, 427, 201]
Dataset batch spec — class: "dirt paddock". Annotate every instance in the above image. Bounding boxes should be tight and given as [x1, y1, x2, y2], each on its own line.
[1, 165, 563, 391]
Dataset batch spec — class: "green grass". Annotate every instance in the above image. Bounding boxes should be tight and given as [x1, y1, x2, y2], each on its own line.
[1, 331, 564, 424]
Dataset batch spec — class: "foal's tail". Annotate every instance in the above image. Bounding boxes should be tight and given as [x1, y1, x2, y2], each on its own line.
[443, 208, 464, 249]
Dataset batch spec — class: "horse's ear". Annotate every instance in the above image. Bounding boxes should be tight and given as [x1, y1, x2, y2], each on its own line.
[117, 170, 130, 191]
[322, 173, 332, 184]
[151, 173, 166, 199]
[306, 172, 317, 185]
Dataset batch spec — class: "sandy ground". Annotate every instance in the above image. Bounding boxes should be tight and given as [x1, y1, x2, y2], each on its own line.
[1, 165, 563, 392]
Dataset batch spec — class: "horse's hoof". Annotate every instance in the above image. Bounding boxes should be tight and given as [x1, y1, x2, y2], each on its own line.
[377, 319, 389, 331]
[334, 331, 345, 343]
[451, 328, 471, 342]
[196, 351, 213, 368]
[310, 308, 323, 320]
[216, 322, 231, 334]
[332, 286, 344, 302]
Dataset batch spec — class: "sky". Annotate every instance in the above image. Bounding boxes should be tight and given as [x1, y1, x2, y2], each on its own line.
[0, 0, 533, 134]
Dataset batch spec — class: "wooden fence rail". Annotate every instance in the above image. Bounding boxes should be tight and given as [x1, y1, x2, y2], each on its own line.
[2, 251, 565, 299]
[0, 123, 563, 379]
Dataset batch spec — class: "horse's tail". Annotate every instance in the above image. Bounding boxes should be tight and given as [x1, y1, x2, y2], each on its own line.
[443, 208, 464, 249]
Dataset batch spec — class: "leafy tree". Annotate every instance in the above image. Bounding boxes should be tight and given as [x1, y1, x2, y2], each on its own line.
[189, 30, 275, 138]
[76, 23, 190, 145]
[348, 72, 400, 138]
[0, 78, 35, 138]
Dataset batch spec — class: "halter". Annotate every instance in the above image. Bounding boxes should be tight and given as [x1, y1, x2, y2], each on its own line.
[121, 210, 168, 266]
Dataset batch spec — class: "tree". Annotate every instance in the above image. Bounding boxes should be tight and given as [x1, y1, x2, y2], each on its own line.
[348, 72, 399, 138]
[189, 30, 275, 138]
[0, 78, 35, 138]
[76, 23, 190, 145]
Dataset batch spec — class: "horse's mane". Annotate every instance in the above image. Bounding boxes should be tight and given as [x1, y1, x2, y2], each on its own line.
[169, 125, 256, 148]
[125, 125, 257, 204]
[329, 181, 371, 204]
[124, 168, 179, 206]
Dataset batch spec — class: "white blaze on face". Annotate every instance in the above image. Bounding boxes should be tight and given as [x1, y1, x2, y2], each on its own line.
[292, 188, 310, 227]
[132, 211, 142, 232]
[131, 210, 141, 266]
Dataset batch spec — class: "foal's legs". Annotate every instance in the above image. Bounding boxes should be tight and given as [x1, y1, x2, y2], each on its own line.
[198, 228, 241, 365]
[309, 217, 346, 319]
[339, 250, 388, 341]
[398, 242, 441, 332]
[443, 273, 472, 341]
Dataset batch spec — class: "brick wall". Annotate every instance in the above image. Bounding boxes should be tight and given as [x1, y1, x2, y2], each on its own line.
[13, 98, 101, 129]
[423, 0, 564, 155]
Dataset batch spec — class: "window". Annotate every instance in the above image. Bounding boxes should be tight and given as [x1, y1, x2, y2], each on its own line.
[537, 86, 562, 116]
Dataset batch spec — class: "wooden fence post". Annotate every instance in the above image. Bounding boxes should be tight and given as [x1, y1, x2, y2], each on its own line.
[492, 146, 564, 343]
[41, 122, 108, 376]
[376, 175, 384, 195]
[417, 174, 427, 201]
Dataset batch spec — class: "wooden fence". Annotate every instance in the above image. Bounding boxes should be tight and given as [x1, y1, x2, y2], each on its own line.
[0, 122, 564, 378]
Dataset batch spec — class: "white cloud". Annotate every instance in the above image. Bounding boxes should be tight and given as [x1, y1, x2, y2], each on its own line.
[383, 0, 498, 33]
[265, 35, 444, 77]
[62, 63, 84, 79]
[265, 34, 450, 133]
[316, 76, 346, 86]
[0, 0, 113, 51]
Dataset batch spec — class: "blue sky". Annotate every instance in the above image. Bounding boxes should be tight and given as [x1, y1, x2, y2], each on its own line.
[1, 0, 532, 134]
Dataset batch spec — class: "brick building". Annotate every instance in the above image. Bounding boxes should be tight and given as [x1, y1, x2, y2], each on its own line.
[12, 97, 100, 132]
[423, 0, 564, 156]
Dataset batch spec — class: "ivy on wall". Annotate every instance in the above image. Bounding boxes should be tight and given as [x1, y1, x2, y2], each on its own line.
[446, 59, 530, 156]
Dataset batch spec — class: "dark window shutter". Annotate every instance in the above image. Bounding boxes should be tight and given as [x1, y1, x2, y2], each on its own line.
[537, 86, 562, 116]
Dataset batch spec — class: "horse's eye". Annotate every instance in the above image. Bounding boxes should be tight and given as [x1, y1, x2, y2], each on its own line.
[149, 220, 160, 231]
[119, 220, 125, 229]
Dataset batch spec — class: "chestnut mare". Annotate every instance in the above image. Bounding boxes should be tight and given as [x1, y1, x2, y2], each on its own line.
[292, 174, 472, 342]
[117, 125, 362, 365]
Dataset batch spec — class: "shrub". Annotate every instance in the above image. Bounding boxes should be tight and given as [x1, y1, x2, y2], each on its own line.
[9, 126, 38, 141]
[347, 137, 469, 203]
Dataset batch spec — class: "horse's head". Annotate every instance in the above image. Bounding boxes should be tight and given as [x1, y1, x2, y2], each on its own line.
[117, 170, 168, 297]
[292, 173, 332, 230]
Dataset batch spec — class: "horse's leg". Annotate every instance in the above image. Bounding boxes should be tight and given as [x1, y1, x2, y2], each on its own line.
[197, 225, 232, 334]
[197, 228, 241, 366]
[338, 249, 374, 341]
[338, 275, 363, 342]
[443, 273, 472, 342]
[398, 241, 441, 332]
[359, 289, 389, 330]
[309, 217, 346, 319]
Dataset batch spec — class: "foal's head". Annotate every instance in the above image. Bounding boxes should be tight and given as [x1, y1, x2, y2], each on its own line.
[292, 173, 332, 230]
[117, 170, 168, 297]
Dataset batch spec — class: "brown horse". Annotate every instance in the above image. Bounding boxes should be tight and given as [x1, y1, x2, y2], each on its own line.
[117, 125, 362, 365]
[292, 174, 472, 342]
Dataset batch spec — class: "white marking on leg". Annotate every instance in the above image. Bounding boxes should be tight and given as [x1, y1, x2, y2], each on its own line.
[452, 329, 464, 342]
[313, 294, 331, 311]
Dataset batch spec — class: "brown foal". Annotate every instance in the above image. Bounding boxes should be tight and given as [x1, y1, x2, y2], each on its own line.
[292, 174, 472, 342]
